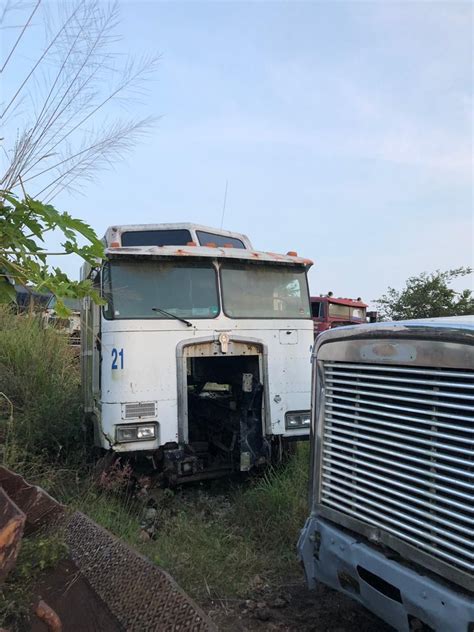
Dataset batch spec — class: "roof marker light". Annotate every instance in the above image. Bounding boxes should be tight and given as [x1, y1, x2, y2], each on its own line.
[287, 251, 298, 256]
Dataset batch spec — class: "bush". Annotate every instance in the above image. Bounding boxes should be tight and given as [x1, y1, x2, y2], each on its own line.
[0, 307, 83, 463]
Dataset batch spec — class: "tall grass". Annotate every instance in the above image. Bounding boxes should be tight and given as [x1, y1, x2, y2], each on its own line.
[148, 449, 311, 599]
[234, 444, 310, 571]
[31, 444, 311, 601]
[0, 307, 83, 464]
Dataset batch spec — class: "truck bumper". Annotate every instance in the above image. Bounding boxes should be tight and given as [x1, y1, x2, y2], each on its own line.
[298, 517, 474, 632]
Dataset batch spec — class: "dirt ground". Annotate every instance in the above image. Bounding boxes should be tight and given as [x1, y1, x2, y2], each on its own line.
[26, 556, 392, 632]
[27, 559, 392, 632]
[206, 579, 393, 632]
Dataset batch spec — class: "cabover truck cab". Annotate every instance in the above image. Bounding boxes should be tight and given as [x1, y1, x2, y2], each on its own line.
[81, 224, 313, 483]
[298, 316, 474, 632]
[311, 295, 369, 337]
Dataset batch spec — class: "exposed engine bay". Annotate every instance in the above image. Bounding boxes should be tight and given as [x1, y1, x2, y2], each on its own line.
[163, 352, 268, 483]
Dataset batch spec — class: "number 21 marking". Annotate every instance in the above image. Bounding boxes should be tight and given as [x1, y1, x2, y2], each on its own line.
[111, 348, 124, 370]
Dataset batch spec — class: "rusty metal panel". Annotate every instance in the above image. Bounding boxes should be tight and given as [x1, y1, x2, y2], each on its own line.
[106, 244, 313, 267]
[183, 340, 262, 358]
[0, 487, 25, 585]
[67, 511, 216, 631]
[0, 466, 63, 532]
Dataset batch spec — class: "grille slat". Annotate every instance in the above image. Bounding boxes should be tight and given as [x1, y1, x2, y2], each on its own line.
[326, 370, 474, 391]
[324, 442, 473, 496]
[326, 363, 474, 380]
[322, 497, 474, 572]
[325, 410, 474, 454]
[325, 432, 470, 478]
[326, 376, 473, 401]
[325, 393, 473, 428]
[324, 384, 473, 411]
[322, 458, 474, 519]
[321, 483, 473, 554]
[123, 402, 157, 419]
[322, 471, 473, 541]
[320, 361, 474, 578]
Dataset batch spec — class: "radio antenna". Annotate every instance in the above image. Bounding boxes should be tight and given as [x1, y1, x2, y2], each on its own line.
[220, 180, 228, 229]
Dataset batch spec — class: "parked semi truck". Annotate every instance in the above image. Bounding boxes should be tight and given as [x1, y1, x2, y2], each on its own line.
[81, 223, 313, 483]
[298, 316, 473, 631]
[311, 294, 377, 336]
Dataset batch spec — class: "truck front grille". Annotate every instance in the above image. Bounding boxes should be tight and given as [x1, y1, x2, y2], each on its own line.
[320, 361, 474, 576]
[122, 402, 156, 420]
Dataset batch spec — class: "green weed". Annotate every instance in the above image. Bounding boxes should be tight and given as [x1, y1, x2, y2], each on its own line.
[0, 307, 84, 464]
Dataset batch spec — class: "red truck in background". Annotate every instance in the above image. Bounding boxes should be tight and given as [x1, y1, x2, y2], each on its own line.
[311, 294, 376, 336]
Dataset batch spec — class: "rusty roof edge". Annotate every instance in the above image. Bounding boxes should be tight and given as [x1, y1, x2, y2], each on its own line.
[311, 296, 368, 308]
[105, 245, 313, 267]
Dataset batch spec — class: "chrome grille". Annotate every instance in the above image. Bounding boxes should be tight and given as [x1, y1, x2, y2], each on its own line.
[320, 361, 474, 576]
[123, 402, 156, 420]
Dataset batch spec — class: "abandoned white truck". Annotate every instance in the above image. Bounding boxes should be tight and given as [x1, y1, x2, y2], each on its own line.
[298, 316, 473, 632]
[81, 223, 313, 483]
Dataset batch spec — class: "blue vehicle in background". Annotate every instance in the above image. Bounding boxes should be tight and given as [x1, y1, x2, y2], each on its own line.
[298, 316, 473, 632]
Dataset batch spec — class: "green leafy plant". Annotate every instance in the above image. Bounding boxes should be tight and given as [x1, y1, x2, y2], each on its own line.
[0, 191, 104, 315]
[12, 531, 68, 580]
[376, 267, 473, 321]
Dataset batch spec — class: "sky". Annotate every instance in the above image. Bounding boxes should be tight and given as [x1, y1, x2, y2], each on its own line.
[1, 0, 473, 306]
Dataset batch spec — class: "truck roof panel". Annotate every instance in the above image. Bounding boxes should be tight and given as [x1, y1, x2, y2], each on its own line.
[105, 245, 313, 267]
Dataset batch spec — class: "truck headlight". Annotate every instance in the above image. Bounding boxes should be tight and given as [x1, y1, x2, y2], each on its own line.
[285, 411, 311, 430]
[116, 424, 157, 443]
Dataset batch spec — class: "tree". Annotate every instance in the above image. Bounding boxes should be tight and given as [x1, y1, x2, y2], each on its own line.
[0, 1, 157, 309]
[376, 267, 474, 321]
[0, 191, 103, 315]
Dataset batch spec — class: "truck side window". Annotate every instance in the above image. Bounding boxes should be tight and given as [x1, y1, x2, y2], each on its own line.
[311, 302, 322, 318]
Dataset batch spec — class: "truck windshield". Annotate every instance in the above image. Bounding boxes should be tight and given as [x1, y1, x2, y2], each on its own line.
[221, 263, 310, 319]
[351, 307, 366, 320]
[328, 303, 366, 320]
[103, 261, 219, 319]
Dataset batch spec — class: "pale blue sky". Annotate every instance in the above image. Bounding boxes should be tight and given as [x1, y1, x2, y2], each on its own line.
[2, 1, 473, 305]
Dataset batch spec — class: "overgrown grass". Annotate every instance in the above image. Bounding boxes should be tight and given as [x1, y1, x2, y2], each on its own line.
[21, 446, 310, 600]
[69, 448, 310, 600]
[147, 449, 310, 599]
[0, 307, 83, 464]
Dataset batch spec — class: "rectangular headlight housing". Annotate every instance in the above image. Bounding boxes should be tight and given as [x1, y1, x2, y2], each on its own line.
[116, 424, 157, 443]
[285, 411, 311, 430]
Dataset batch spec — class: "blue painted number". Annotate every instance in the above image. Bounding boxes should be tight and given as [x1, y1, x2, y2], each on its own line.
[111, 348, 124, 370]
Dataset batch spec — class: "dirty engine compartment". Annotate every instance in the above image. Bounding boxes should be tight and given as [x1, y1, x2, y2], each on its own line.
[163, 351, 268, 483]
